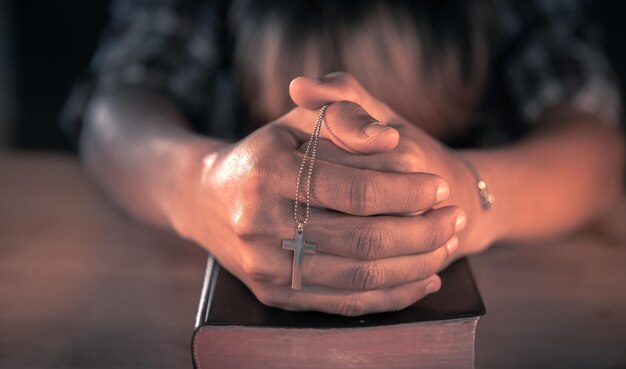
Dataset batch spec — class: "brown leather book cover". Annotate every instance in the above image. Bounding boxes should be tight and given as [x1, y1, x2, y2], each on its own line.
[192, 257, 485, 369]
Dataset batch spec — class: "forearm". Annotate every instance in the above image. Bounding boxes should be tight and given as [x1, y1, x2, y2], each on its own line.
[81, 88, 227, 230]
[461, 107, 625, 245]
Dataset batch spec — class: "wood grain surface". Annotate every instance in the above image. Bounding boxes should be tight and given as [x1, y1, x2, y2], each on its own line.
[1, 151, 625, 369]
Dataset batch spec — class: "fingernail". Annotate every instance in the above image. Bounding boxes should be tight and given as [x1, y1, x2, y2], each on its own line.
[425, 279, 441, 295]
[445, 236, 459, 255]
[455, 211, 467, 232]
[363, 122, 388, 137]
[435, 182, 450, 203]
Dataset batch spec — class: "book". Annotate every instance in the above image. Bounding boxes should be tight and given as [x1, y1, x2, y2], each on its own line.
[192, 257, 485, 369]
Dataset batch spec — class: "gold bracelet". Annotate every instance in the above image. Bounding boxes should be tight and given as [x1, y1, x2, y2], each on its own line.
[457, 155, 495, 210]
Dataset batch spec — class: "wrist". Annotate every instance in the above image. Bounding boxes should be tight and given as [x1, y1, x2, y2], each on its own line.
[447, 150, 505, 254]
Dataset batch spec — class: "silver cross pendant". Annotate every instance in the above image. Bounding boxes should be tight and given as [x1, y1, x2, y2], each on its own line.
[282, 228, 316, 289]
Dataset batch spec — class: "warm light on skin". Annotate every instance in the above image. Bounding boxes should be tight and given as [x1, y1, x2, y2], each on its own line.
[204, 147, 257, 232]
[201, 152, 219, 186]
[77, 0, 625, 317]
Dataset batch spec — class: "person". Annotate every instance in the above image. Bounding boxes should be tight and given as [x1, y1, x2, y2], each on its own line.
[62, 0, 624, 316]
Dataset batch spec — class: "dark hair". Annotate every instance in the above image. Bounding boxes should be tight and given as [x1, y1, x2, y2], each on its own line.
[230, 0, 495, 139]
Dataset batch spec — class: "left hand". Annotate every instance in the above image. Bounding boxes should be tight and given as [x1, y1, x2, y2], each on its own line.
[289, 72, 495, 257]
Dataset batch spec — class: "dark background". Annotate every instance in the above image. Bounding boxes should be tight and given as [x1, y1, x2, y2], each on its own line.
[1, 0, 625, 152]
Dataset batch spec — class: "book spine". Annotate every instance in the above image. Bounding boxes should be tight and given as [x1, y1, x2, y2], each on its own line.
[194, 255, 220, 328]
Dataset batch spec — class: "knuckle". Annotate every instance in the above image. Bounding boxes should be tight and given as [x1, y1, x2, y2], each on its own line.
[409, 144, 426, 164]
[230, 199, 282, 241]
[238, 183, 262, 208]
[231, 207, 260, 238]
[257, 289, 298, 311]
[391, 152, 420, 173]
[225, 145, 268, 183]
[337, 295, 367, 317]
[254, 288, 281, 308]
[243, 161, 268, 190]
[231, 216, 255, 238]
[241, 252, 272, 283]
[392, 144, 426, 172]
[352, 224, 387, 260]
[351, 262, 387, 290]
[349, 177, 380, 215]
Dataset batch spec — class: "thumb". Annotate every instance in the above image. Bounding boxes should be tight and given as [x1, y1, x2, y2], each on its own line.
[289, 76, 399, 154]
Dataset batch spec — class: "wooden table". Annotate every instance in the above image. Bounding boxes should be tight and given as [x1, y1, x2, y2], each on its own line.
[1, 151, 625, 369]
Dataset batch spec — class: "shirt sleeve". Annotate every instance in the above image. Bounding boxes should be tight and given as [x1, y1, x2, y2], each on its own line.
[61, 0, 230, 140]
[498, 0, 621, 126]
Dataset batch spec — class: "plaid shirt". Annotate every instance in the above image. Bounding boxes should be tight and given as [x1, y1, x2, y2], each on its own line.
[62, 0, 621, 145]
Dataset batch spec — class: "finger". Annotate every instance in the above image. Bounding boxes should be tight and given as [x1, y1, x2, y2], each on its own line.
[322, 101, 400, 154]
[305, 206, 464, 259]
[278, 154, 449, 215]
[302, 239, 456, 290]
[250, 207, 462, 288]
[280, 100, 399, 154]
[258, 275, 442, 316]
[245, 232, 451, 291]
[289, 72, 399, 124]
[257, 128, 441, 215]
[299, 139, 423, 173]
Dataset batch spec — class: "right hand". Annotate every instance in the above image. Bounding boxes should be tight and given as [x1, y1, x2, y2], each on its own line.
[173, 102, 465, 316]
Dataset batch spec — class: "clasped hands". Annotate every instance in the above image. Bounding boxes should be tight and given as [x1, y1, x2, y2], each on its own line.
[178, 72, 488, 316]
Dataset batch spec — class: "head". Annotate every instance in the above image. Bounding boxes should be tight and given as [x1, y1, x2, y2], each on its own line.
[230, 0, 494, 140]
